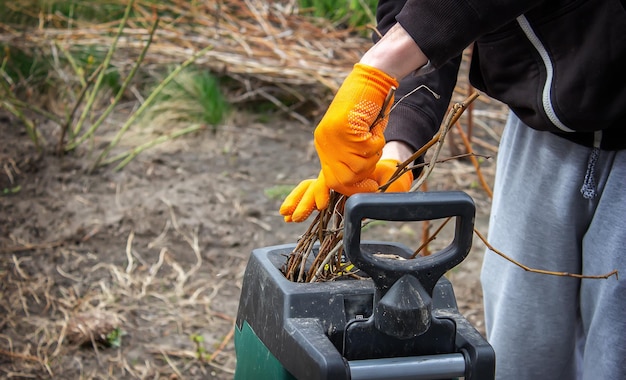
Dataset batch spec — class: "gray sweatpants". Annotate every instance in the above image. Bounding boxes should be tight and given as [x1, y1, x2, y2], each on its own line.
[481, 113, 626, 380]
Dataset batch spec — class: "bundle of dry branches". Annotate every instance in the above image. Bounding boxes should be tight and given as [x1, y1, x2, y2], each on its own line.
[283, 92, 480, 282]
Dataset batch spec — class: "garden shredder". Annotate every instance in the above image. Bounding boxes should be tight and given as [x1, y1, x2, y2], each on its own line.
[234, 191, 495, 379]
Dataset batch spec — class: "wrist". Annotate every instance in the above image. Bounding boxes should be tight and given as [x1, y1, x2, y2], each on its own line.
[382, 141, 414, 163]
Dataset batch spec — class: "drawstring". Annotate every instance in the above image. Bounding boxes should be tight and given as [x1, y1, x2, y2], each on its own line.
[580, 131, 602, 200]
[580, 147, 599, 199]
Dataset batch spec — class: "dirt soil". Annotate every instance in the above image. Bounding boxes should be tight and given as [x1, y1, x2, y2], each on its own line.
[0, 98, 505, 379]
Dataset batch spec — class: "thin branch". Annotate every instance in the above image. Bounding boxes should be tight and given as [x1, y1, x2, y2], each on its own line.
[378, 92, 480, 192]
[473, 228, 618, 280]
[390, 84, 440, 115]
[454, 122, 493, 198]
[410, 216, 452, 259]
[0, 348, 44, 364]
[4, 97, 63, 126]
[207, 325, 235, 362]
[370, 86, 396, 131]
[0, 241, 65, 254]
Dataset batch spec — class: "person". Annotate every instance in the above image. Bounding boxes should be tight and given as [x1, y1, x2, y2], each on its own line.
[279, 0, 626, 379]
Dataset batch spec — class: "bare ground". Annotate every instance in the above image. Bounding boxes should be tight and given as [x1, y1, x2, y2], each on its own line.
[0, 98, 505, 379]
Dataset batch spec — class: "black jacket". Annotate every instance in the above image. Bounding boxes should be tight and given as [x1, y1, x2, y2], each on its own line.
[378, 0, 626, 151]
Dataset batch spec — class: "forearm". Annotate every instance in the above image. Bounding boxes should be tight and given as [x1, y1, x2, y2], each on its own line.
[360, 23, 429, 80]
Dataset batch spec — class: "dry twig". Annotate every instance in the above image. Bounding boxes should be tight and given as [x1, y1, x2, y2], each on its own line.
[473, 228, 618, 280]
[0, 241, 65, 254]
[283, 91, 477, 282]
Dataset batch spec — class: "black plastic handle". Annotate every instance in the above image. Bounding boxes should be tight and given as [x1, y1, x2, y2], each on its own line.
[343, 191, 475, 294]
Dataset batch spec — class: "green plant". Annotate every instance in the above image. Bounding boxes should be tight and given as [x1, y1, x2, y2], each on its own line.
[264, 185, 296, 201]
[360, 219, 387, 232]
[0, 0, 218, 172]
[67, 0, 138, 144]
[105, 327, 124, 348]
[0, 1, 130, 26]
[70, 46, 122, 92]
[0, 45, 52, 93]
[0, 0, 143, 153]
[0, 53, 42, 148]
[191, 333, 206, 361]
[140, 69, 230, 133]
[94, 44, 215, 171]
[2, 185, 22, 196]
[298, 0, 377, 29]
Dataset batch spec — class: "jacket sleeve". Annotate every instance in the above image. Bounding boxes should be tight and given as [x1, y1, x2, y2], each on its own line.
[395, 0, 545, 67]
[384, 59, 461, 155]
[375, 0, 461, 156]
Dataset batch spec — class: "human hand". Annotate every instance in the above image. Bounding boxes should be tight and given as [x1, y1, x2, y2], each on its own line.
[279, 170, 331, 223]
[279, 159, 413, 223]
[314, 63, 398, 196]
[371, 159, 414, 193]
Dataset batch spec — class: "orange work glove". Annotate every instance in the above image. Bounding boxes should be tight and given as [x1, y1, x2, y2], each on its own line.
[279, 170, 331, 223]
[371, 159, 414, 193]
[314, 63, 399, 196]
[279, 159, 413, 223]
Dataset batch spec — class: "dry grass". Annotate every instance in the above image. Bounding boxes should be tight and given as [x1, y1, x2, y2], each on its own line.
[0, 0, 367, 112]
[0, 0, 482, 121]
[0, 202, 238, 378]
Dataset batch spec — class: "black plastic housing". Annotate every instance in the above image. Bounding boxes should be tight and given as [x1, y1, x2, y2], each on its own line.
[236, 191, 495, 380]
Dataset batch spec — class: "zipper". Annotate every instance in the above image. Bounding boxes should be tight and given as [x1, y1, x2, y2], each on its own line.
[518, 15, 604, 199]
[516, 15, 575, 133]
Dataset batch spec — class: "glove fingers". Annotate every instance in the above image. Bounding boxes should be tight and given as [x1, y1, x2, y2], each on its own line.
[290, 173, 332, 222]
[280, 173, 332, 223]
[372, 159, 414, 193]
[291, 182, 319, 222]
[386, 172, 413, 192]
[279, 179, 315, 218]
[312, 173, 330, 211]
